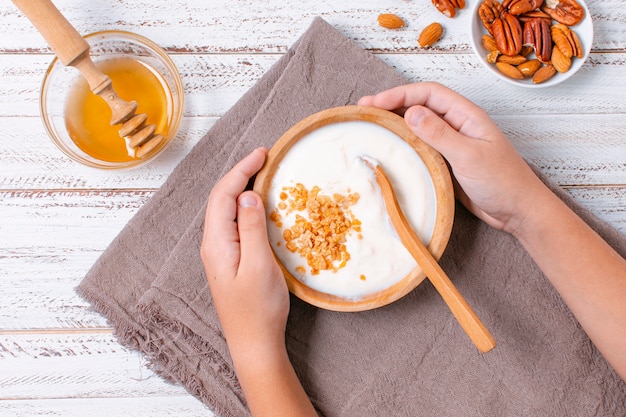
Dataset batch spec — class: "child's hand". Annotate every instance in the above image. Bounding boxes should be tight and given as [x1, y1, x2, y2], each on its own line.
[201, 148, 318, 416]
[359, 82, 548, 237]
[201, 147, 289, 360]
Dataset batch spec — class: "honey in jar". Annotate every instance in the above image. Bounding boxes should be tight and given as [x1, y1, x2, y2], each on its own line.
[64, 57, 171, 162]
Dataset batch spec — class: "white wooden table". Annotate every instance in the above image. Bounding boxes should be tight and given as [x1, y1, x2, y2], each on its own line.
[1, 1, 624, 415]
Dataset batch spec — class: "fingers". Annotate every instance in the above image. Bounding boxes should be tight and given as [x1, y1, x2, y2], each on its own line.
[403, 105, 474, 164]
[201, 148, 268, 277]
[359, 82, 509, 167]
[359, 82, 495, 136]
[236, 191, 278, 276]
[207, 147, 268, 217]
[204, 147, 268, 235]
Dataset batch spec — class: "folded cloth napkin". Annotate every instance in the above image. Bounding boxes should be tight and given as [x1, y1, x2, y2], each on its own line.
[77, 17, 626, 417]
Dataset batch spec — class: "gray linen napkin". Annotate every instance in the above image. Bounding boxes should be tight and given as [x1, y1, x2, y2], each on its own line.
[77, 17, 626, 417]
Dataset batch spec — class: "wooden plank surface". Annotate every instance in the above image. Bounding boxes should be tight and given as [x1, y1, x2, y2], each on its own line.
[0, 398, 211, 417]
[0, 113, 624, 190]
[0, 0, 624, 415]
[0, 0, 624, 52]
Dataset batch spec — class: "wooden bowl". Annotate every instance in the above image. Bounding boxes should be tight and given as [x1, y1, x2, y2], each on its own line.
[253, 106, 455, 311]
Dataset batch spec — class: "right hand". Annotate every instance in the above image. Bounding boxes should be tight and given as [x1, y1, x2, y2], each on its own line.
[358, 82, 549, 236]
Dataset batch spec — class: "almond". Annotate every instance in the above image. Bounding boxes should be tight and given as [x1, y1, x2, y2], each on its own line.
[495, 62, 524, 79]
[533, 64, 557, 84]
[418, 22, 444, 48]
[517, 59, 542, 78]
[377, 13, 405, 29]
[551, 46, 571, 73]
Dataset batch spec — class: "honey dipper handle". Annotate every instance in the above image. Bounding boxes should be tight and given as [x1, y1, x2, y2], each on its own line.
[12, 0, 89, 66]
[373, 164, 497, 353]
[11, 0, 109, 91]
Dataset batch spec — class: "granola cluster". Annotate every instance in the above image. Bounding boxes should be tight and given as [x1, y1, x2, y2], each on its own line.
[269, 183, 363, 276]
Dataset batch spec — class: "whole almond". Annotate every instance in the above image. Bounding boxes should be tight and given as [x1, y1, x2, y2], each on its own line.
[551, 46, 571, 73]
[378, 13, 405, 29]
[495, 62, 524, 79]
[533, 64, 557, 84]
[517, 59, 542, 78]
[418, 22, 443, 47]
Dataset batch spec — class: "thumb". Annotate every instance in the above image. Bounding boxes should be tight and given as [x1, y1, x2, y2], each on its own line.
[404, 105, 469, 163]
[236, 191, 277, 272]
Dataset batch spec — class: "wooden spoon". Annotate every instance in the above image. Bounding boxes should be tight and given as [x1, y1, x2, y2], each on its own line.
[12, 0, 163, 158]
[362, 157, 496, 353]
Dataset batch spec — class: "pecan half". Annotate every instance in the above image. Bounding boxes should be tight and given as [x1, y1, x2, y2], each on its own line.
[517, 10, 551, 22]
[551, 23, 583, 58]
[541, 0, 584, 26]
[479, 0, 504, 34]
[492, 11, 523, 56]
[503, 0, 544, 15]
[433, 0, 466, 18]
[523, 17, 552, 62]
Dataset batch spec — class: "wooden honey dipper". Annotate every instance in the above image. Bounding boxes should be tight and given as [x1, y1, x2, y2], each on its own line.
[12, 0, 164, 158]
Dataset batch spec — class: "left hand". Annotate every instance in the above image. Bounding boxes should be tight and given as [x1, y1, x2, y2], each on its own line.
[201, 147, 289, 360]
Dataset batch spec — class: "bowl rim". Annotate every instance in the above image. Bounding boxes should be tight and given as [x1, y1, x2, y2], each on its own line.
[469, 0, 594, 88]
[253, 105, 456, 312]
[39, 29, 185, 169]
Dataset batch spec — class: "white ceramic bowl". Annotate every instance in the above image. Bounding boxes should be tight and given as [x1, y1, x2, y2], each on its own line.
[469, 0, 593, 88]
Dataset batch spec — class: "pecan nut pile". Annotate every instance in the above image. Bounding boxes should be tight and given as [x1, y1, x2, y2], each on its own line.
[479, 0, 523, 56]
[477, 0, 585, 84]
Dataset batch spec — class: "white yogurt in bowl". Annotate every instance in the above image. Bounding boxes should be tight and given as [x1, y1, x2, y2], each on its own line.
[254, 106, 455, 311]
[267, 121, 435, 298]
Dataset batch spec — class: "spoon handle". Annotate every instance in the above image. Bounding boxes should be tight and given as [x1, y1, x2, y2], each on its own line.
[373, 163, 496, 353]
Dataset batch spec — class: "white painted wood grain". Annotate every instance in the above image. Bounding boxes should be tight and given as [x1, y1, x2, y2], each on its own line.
[0, 398, 212, 417]
[1, 53, 625, 119]
[0, 190, 154, 330]
[0, 333, 212, 415]
[0, 0, 624, 53]
[0, 0, 624, 414]
[568, 186, 626, 231]
[0, 334, 192, 398]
